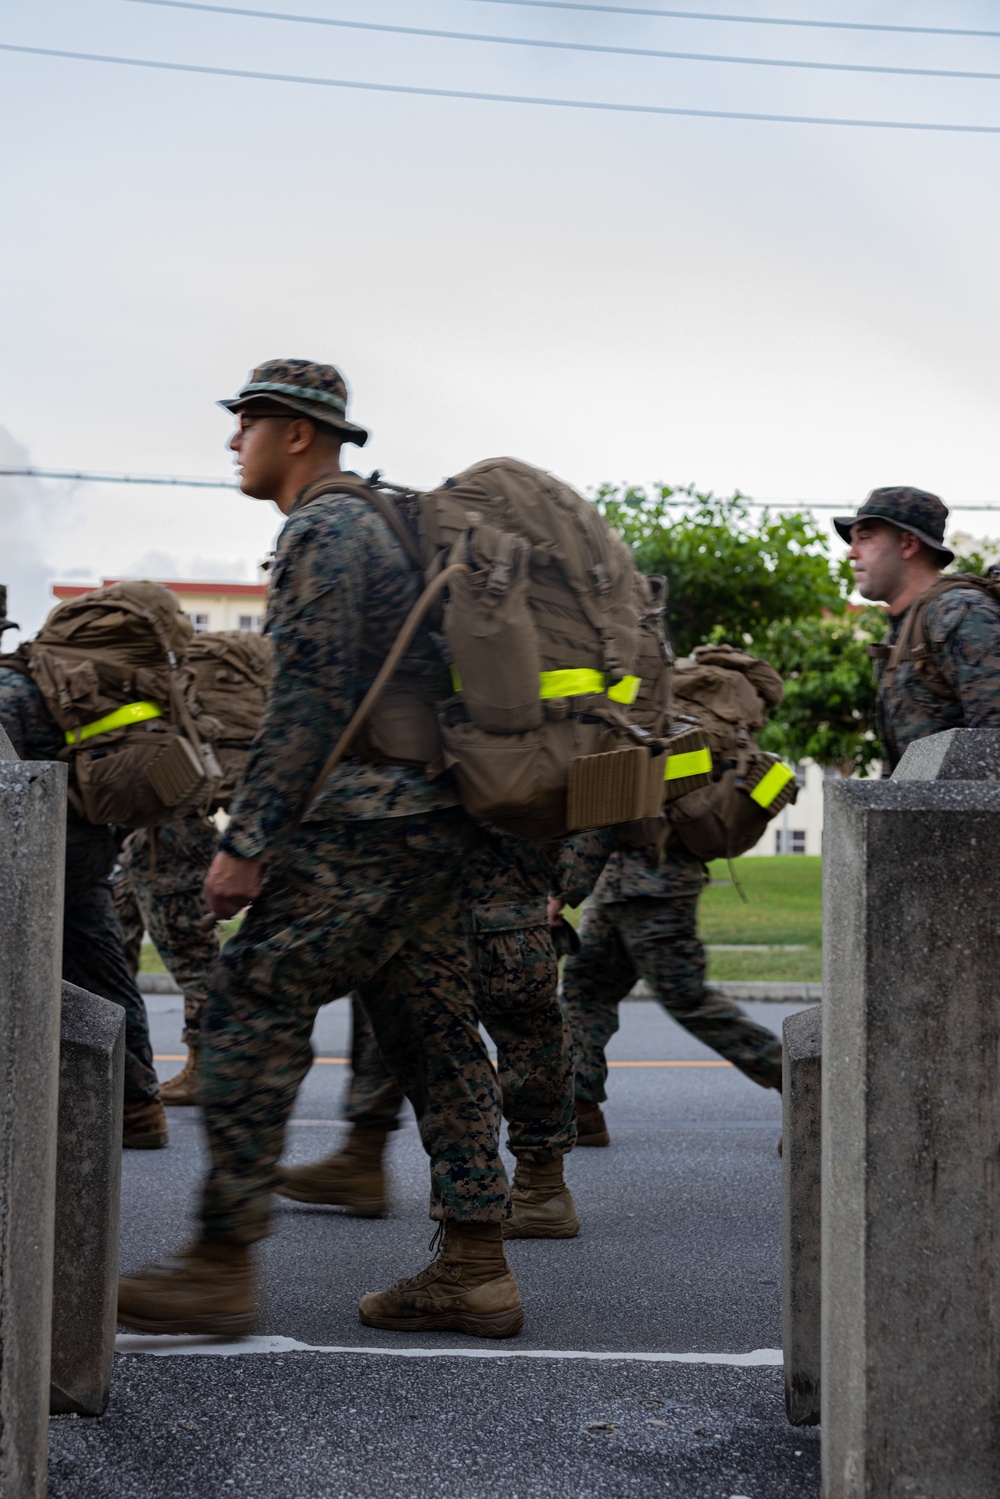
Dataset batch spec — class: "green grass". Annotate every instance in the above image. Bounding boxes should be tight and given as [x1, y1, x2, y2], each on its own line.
[701, 856, 822, 948]
[706, 947, 821, 983]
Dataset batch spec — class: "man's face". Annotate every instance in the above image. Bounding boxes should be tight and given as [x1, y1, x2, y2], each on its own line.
[848, 519, 912, 603]
[228, 412, 294, 499]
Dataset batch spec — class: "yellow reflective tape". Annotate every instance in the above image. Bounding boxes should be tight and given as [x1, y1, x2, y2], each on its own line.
[539, 668, 605, 699]
[66, 700, 163, 745]
[749, 760, 796, 808]
[450, 665, 462, 693]
[606, 674, 641, 705]
[665, 747, 713, 780]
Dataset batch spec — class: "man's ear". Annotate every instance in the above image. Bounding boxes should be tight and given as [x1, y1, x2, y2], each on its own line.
[285, 418, 317, 455]
[898, 529, 923, 561]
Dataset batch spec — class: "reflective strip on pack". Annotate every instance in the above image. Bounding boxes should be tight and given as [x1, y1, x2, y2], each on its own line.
[606, 675, 641, 705]
[451, 666, 643, 703]
[66, 700, 163, 745]
[665, 747, 713, 780]
[749, 760, 796, 809]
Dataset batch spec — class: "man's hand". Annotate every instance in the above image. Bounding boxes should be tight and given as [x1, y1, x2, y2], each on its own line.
[203, 852, 265, 920]
[547, 896, 566, 928]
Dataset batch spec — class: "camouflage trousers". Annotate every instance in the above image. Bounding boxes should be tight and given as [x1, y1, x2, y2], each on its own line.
[63, 834, 159, 1104]
[198, 809, 512, 1244]
[111, 864, 218, 1045]
[563, 895, 783, 1100]
[346, 919, 575, 1164]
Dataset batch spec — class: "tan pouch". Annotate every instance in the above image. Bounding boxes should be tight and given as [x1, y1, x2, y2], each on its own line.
[364, 686, 443, 766]
[72, 725, 211, 827]
[445, 523, 542, 735]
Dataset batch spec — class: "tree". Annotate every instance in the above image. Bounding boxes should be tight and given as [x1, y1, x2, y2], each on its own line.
[596, 484, 849, 657]
[749, 609, 888, 777]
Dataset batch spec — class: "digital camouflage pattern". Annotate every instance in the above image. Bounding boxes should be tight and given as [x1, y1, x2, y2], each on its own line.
[0, 665, 160, 1102]
[564, 841, 782, 1099]
[220, 359, 369, 445]
[198, 809, 501, 1243]
[113, 813, 220, 1043]
[340, 826, 615, 1160]
[875, 586, 1000, 770]
[220, 486, 459, 861]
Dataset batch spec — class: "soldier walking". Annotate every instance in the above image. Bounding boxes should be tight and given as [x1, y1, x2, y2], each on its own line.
[837, 486, 1000, 766]
[118, 361, 527, 1339]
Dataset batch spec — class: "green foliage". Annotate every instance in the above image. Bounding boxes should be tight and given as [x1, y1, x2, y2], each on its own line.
[597, 484, 850, 657]
[749, 609, 888, 776]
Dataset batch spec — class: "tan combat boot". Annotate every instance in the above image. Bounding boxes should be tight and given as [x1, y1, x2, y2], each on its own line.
[117, 1238, 256, 1336]
[575, 1098, 610, 1147]
[359, 1222, 524, 1338]
[160, 1044, 200, 1107]
[122, 1095, 169, 1149]
[274, 1126, 389, 1217]
[502, 1158, 580, 1240]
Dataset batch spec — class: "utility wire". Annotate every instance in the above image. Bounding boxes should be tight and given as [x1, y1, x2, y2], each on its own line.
[5, 42, 1000, 133]
[463, 0, 1000, 40]
[122, 0, 1000, 84]
[4, 470, 997, 512]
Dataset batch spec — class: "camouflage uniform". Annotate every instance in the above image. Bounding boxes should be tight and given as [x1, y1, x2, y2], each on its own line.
[874, 589, 1000, 771]
[196, 431, 513, 1243]
[0, 664, 160, 1103]
[112, 813, 220, 1044]
[344, 827, 616, 1163]
[563, 839, 783, 1100]
[833, 486, 1000, 771]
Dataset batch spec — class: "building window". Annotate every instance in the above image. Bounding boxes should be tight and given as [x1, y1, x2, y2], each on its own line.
[775, 829, 807, 855]
[190, 613, 210, 634]
[238, 614, 263, 632]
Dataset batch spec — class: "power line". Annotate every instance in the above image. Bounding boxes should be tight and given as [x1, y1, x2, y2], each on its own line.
[0, 467, 236, 489]
[123, 0, 1000, 84]
[5, 41, 1000, 133]
[4, 470, 998, 512]
[463, 0, 1000, 40]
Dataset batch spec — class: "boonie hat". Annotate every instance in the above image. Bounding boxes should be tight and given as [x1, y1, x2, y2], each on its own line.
[219, 359, 369, 447]
[833, 486, 954, 567]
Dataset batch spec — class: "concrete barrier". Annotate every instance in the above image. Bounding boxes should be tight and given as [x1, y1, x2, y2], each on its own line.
[822, 734, 1000, 1497]
[50, 983, 125, 1418]
[0, 729, 66, 1498]
[781, 1004, 821, 1427]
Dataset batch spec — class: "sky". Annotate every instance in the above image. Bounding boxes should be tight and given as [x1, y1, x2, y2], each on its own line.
[2, 0, 999, 633]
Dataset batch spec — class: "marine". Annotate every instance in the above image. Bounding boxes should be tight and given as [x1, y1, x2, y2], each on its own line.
[0, 597, 168, 1150]
[112, 811, 221, 1104]
[117, 360, 529, 1340]
[837, 486, 1000, 769]
[562, 838, 783, 1145]
[277, 826, 615, 1237]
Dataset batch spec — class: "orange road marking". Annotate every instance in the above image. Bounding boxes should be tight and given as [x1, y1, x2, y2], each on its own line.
[154, 1055, 732, 1069]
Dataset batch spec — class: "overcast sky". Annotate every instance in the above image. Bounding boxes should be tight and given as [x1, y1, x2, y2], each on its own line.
[2, 0, 999, 633]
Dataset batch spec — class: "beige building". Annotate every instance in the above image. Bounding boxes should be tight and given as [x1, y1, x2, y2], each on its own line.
[744, 758, 827, 857]
[52, 579, 268, 634]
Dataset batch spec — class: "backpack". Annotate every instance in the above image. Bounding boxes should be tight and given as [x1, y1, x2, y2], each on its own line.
[295, 460, 709, 839]
[186, 630, 274, 808]
[665, 643, 798, 861]
[3, 581, 221, 827]
[869, 573, 1000, 698]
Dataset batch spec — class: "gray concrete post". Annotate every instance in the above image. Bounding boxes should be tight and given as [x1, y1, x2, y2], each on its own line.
[50, 983, 125, 1418]
[0, 737, 66, 1498]
[781, 1004, 821, 1427]
[822, 751, 1000, 1498]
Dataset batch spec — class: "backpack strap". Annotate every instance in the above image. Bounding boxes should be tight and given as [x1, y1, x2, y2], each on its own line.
[296, 473, 423, 571]
[878, 574, 996, 700]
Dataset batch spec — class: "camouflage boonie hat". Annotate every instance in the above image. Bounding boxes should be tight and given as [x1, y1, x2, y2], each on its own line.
[219, 359, 369, 446]
[834, 486, 954, 566]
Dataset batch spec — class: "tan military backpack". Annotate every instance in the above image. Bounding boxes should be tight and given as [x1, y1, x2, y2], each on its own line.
[666, 643, 798, 861]
[186, 630, 273, 807]
[296, 460, 709, 839]
[4, 581, 221, 826]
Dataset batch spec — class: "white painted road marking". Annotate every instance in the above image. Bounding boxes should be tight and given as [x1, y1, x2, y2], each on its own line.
[116, 1334, 782, 1365]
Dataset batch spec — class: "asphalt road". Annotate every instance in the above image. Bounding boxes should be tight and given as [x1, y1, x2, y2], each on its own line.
[48, 995, 820, 1499]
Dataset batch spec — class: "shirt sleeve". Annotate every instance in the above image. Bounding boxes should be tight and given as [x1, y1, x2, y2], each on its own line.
[549, 827, 618, 906]
[220, 506, 365, 858]
[0, 670, 60, 760]
[925, 592, 1000, 729]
